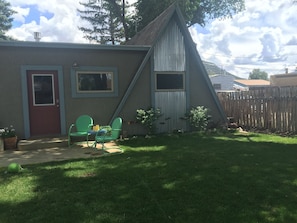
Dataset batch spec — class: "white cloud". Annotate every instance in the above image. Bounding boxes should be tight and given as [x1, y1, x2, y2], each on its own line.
[8, 0, 88, 42]
[191, 0, 297, 78]
[11, 6, 30, 23]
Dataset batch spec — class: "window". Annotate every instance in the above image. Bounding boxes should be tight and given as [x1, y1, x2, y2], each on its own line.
[32, 74, 55, 105]
[77, 72, 113, 92]
[213, 84, 221, 90]
[156, 73, 184, 90]
[71, 66, 118, 98]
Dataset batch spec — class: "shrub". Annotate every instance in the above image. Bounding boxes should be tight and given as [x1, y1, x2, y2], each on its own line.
[188, 106, 211, 131]
[136, 108, 162, 134]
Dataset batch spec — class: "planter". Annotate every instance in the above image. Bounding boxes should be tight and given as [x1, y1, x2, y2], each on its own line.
[4, 136, 17, 150]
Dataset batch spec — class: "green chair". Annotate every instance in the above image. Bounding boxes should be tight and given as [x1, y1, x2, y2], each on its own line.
[68, 115, 94, 146]
[94, 117, 122, 149]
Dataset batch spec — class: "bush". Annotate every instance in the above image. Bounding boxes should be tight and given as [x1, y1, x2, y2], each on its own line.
[136, 108, 162, 134]
[188, 106, 211, 131]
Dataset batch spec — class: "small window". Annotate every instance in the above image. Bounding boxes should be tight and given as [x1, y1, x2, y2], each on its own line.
[77, 72, 113, 92]
[156, 73, 184, 90]
[213, 84, 221, 90]
[32, 74, 55, 106]
[71, 66, 118, 98]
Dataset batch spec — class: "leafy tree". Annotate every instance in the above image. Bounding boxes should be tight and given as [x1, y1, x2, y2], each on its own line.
[0, 0, 15, 40]
[249, 69, 268, 80]
[133, 0, 245, 35]
[78, 0, 130, 44]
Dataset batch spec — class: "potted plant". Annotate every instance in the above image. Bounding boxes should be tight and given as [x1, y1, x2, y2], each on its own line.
[0, 125, 17, 150]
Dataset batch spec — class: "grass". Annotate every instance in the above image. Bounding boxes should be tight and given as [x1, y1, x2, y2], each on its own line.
[1, 132, 297, 222]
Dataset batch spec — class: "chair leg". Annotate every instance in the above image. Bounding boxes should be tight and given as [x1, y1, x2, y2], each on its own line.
[101, 142, 105, 150]
[68, 136, 71, 147]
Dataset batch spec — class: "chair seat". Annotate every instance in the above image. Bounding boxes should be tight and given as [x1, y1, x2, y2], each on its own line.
[70, 132, 90, 137]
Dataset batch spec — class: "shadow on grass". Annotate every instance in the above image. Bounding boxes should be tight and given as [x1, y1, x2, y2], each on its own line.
[1, 132, 297, 222]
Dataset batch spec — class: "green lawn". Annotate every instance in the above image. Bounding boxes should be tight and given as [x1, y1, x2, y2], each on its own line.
[1, 132, 297, 223]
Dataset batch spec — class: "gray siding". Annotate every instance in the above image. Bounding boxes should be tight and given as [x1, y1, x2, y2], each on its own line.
[154, 21, 185, 71]
[154, 20, 187, 132]
[210, 75, 235, 91]
[155, 92, 187, 133]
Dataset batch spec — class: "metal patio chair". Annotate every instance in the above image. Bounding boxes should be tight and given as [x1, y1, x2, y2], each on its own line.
[68, 115, 94, 146]
[94, 117, 122, 149]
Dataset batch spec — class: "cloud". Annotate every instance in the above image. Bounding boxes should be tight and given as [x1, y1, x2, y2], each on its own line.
[259, 32, 287, 62]
[190, 0, 297, 78]
[287, 36, 297, 46]
[8, 0, 88, 42]
[11, 6, 30, 24]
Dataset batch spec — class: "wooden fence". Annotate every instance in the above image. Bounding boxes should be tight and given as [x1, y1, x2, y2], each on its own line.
[217, 86, 297, 134]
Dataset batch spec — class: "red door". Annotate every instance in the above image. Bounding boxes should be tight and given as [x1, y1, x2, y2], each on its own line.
[27, 70, 61, 136]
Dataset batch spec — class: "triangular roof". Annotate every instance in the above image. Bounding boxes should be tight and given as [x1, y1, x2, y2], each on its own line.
[126, 3, 176, 46]
[112, 4, 227, 123]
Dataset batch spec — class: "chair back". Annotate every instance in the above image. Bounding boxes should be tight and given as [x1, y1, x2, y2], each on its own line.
[76, 115, 93, 132]
[111, 117, 122, 139]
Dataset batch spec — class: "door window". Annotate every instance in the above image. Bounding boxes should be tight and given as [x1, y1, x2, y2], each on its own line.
[32, 74, 55, 105]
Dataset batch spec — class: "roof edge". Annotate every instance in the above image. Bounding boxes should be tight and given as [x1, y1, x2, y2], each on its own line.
[0, 40, 150, 51]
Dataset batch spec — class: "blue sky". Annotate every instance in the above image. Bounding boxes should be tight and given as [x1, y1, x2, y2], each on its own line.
[12, 5, 54, 27]
[7, 0, 297, 78]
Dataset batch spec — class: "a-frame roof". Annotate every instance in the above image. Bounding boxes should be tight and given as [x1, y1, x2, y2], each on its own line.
[113, 3, 227, 123]
[126, 3, 176, 46]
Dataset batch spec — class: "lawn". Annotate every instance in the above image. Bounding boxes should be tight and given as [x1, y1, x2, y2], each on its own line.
[1, 132, 297, 223]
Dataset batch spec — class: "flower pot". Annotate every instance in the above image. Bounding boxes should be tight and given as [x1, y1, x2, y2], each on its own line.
[4, 136, 17, 150]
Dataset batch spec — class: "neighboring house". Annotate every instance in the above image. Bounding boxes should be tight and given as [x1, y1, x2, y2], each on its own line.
[0, 3, 226, 139]
[270, 72, 297, 86]
[209, 74, 235, 92]
[234, 79, 270, 91]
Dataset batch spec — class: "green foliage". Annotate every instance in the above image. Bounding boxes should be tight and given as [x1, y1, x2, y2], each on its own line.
[78, 0, 130, 44]
[0, 0, 15, 40]
[249, 68, 268, 80]
[78, 0, 245, 43]
[0, 125, 16, 138]
[135, 0, 245, 32]
[188, 106, 210, 131]
[136, 107, 162, 134]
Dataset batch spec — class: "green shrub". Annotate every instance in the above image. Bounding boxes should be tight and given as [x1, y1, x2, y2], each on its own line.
[188, 106, 211, 131]
[136, 108, 162, 134]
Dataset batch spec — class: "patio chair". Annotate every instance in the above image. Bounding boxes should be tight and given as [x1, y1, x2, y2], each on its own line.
[94, 117, 122, 149]
[68, 115, 94, 146]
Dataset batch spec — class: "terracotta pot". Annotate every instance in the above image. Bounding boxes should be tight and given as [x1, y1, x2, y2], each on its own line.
[4, 136, 17, 150]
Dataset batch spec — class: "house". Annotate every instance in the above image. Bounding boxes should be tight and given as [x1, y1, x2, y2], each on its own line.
[0, 3, 226, 139]
[209, 74, 235, 92]
[234, 79, 270, 91]
[270, 71, 297, 86]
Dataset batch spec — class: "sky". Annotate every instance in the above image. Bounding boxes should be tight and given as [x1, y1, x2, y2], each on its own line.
[6, 0, 297, 78]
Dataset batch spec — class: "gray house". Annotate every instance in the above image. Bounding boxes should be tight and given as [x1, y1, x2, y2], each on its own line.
[209, 74, 235, 92]
[0, 4, 226, 139]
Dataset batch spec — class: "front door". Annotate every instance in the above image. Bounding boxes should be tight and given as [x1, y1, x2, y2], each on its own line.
[27, 70, 61, 136]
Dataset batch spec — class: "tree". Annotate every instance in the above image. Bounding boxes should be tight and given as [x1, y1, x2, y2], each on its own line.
[249, 69, 268, 80]
[0, 0, 15, 40]
[78, 0, 130, 44]
[134, 0, 245, 35]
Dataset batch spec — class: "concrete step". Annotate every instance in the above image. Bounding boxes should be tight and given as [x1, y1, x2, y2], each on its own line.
[18, 137, 68, 150]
